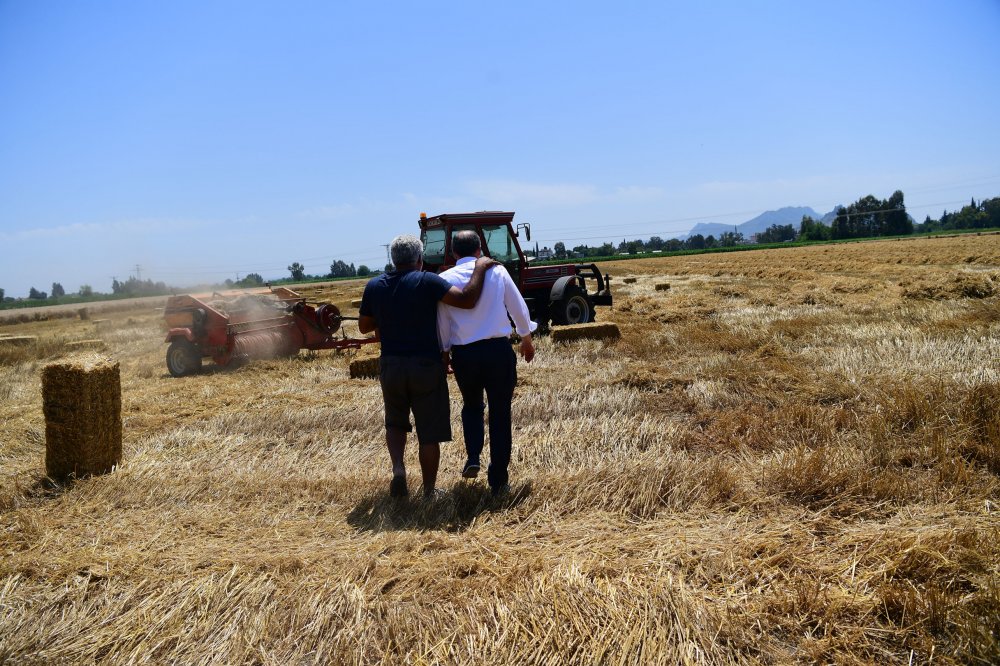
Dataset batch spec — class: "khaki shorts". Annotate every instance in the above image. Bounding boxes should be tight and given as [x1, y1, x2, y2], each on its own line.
[379, 355, 452, 445]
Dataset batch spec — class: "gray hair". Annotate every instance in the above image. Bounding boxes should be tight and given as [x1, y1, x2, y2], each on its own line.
[390, 234, 423, 267]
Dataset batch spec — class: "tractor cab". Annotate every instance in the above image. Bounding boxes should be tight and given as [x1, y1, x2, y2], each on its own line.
[417, 210, 612, 328]
[418, 211, 530, 284]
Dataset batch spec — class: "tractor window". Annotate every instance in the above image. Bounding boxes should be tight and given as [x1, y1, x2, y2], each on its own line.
[421, 227, 446, 265]
[482, 225, 520, 264]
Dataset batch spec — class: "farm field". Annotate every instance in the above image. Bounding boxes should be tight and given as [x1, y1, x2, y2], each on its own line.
[2, 234, 999, 664]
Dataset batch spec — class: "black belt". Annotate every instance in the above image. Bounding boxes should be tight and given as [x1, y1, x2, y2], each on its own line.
[452, 336, 509, 349]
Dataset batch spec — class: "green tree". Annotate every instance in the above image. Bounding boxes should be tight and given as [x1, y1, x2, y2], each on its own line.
[553, 242, 566, 259]
[29, 287, 46, 299]
[329, 260, 355, 278]
[686, 234, 706, 250]
[288, 262, 305, 281]
[799, 215, 831, 241]
[883, 190, 912, 236]
[357, 265, 371, 277]
[647, 236, 665, 251]
[50, 282, 65, 298]
[0, 288, 4, 301]
[78, 285, 93, 297]
[239, 273, 264, 287]
[718, 231, 743, 247]
[759, 224, 797, 243]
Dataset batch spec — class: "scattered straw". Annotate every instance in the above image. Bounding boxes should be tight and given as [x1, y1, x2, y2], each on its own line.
[65, 339, 106, 350]
[0, 336, 38, 346]
[551, 322, 621, 342]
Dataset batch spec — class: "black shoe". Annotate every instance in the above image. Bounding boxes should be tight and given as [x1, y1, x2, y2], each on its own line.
[490, 483, 511, 498]
[389, 475, 408, 497]
[462, 460, 481, 479]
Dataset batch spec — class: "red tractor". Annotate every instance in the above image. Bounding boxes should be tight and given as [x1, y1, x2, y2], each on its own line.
[418, 211, 612, 327]
[163, 288, 376, 377]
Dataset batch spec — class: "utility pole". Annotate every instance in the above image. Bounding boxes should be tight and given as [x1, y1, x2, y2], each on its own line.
[382, 244, 391, 264]
[134, 264, 142, 281]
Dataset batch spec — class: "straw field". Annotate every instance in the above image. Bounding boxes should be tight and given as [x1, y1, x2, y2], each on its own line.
[1, 234, 999, 664]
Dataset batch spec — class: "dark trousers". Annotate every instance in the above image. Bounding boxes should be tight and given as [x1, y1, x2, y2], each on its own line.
[450, 337, 517, 490]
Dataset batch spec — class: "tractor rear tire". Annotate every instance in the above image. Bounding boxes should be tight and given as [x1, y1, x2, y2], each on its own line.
[551, 288, 592, 325]
[166, 339, 203, 377]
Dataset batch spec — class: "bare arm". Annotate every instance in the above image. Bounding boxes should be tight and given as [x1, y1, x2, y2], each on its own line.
[358, 314, 377, 335]
[439, 256, 499, 309]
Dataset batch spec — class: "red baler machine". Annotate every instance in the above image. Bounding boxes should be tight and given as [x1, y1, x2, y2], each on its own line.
[163, 287, 376, 377]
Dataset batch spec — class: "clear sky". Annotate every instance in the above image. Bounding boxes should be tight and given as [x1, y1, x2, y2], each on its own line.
[2, 1, 999, 297]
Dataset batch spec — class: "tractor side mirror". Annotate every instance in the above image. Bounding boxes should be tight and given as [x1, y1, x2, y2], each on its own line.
[517, 223, 531, 242]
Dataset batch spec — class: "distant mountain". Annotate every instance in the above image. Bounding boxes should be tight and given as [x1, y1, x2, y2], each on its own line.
[683, 206, 838, 239]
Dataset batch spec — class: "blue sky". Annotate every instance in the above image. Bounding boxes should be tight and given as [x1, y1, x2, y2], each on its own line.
[2, 1, 999, 297]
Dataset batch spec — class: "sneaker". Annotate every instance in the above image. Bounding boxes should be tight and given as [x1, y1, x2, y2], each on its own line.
[462, 460, 481, 479]
[389, 475, 408, 498]
[490, 483, 511, 498]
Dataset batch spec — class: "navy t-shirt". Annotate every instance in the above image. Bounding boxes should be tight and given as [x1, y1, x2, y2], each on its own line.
[360, 269, 452, 358]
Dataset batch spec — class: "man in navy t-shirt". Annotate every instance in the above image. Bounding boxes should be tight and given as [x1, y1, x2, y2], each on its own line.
[359, 234, 496, 499]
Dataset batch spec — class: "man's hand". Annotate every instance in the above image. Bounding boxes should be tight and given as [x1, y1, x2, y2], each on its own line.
[475, 255, 500, 270]
[519, 334, 535, 363]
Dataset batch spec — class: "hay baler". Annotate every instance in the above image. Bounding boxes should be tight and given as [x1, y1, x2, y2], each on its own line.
[163, 288, 376, 377]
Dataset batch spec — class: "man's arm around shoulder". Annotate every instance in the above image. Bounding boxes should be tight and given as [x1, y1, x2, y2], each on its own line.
[440, 256, 499, 309]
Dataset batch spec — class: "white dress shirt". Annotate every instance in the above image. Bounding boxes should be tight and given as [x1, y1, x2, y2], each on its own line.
[437, 256, 538, 351]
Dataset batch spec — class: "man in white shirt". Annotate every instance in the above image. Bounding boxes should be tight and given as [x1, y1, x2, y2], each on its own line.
[437, 230, 537, 496]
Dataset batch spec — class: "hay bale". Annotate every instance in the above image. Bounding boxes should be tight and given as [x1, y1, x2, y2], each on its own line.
[0, 335, 38, 346]
[655, 283, 671, 291]
[350, 354, 380, 379]
[42, 354, 122, 480]
[92, 319, 111, 330]
[550, 322, 621, 343]
[77, 307, 89, 320]
[66, 339, 106, 350]
[623, 277, 637, 284]
[351, 298, 363, 308]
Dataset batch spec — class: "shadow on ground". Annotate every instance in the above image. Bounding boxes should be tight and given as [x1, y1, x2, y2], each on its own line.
[347, 480, 532, 533]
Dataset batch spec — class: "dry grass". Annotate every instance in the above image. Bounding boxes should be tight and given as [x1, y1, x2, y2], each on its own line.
[2, 235, 1000, 664]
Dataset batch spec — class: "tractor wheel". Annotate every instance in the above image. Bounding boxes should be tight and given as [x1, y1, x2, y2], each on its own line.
[551, 288, 592, 325]
[166, 339, 203, 377]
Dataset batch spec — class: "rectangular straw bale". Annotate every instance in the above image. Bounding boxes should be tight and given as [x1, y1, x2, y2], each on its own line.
[92, 319, 111, 330]
[550, 322, 621, 343]
[350, 354, 380, 379]
[655, 283, 671, 291]
[66, 339, 106, 350]
[0, 335, 38, 346]
[42, 354, 122, 480]
[623, 277, 638, 284]
[351, 298, 363, 308]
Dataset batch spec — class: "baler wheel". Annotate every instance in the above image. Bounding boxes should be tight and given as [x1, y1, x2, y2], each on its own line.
[551, 287, 592, 325]
[166, 339, 203, 377]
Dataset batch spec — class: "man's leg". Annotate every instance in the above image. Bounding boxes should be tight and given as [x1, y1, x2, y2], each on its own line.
[380, 357, 412, 497]
[484, 342, 517, 493]
[409, 356, 452, 496]
[451, 346, 486, 470]
[386, 427, 407, 477]
[418, 443, 440, 497]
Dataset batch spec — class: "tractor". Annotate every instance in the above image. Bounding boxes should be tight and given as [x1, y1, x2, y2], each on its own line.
[418, 211, 612, 327]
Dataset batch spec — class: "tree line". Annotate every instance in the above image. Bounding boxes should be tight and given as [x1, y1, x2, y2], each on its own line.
[548, 191, 1000, 257]
[285, 260, 377, 282]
